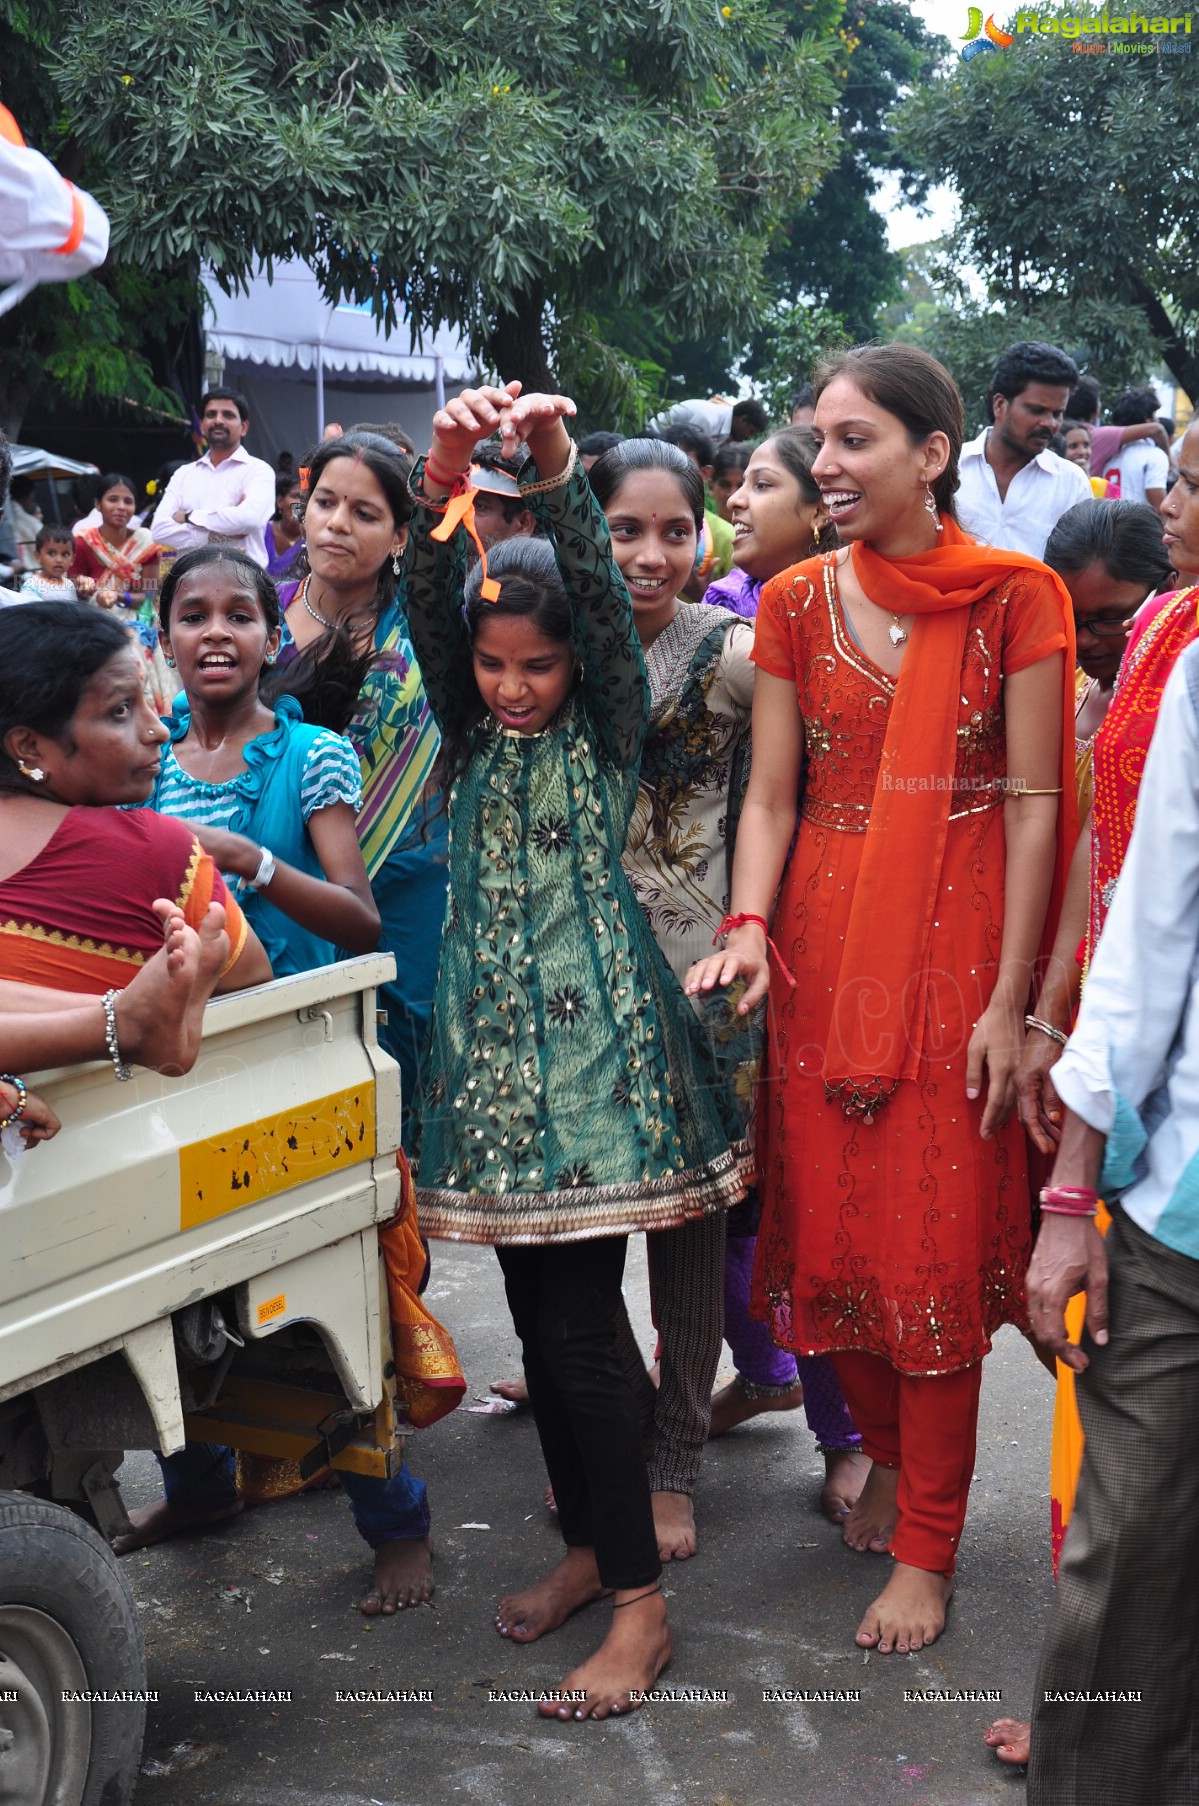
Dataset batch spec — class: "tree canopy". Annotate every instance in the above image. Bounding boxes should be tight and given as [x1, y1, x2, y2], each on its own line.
[897, 8, 1198, 403]
[38, 0, 839, 403]
[763, 1, 947, 344]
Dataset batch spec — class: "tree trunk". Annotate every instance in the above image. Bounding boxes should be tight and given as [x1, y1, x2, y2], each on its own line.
[0, 368, 38, 442]
[487, 284, 555, 393]
[1128, 277, 1199, 408]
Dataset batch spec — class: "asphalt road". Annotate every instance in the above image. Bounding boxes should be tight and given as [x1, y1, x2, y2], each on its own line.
[121, 1237, 1049, 1805]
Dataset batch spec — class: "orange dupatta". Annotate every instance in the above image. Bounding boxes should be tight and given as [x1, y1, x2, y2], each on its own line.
[379, 1150, 466, 1429]
[823, 517, 1078, 1117]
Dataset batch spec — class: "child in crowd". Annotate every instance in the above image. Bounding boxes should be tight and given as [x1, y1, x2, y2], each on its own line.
[406, 384, 746, 1720]
[707, 442, 751, 522]
[19, 524, 77, 600]
[150, 545, 379, 976]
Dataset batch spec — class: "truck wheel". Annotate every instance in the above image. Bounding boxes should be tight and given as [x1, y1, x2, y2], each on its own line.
[0, 1494, 146, 1806]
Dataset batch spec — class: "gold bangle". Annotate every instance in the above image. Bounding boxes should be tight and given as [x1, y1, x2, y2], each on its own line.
[1011, 785, 1062, 795]
[519, 439, 580, 496]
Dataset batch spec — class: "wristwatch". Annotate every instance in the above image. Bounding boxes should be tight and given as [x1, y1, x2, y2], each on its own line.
[247, 846, 276, 891]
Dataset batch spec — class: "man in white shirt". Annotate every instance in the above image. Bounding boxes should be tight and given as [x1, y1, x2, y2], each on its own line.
[957, 341, 1092, 559]
[150, 390, 275, 567]
[1099, 386, 1169, 508]
[650, 396, 768, 443]
[1024, 636, 1199, 1804]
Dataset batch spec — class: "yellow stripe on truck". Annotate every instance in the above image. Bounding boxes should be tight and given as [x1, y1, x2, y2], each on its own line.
[179, 1087, 376, 1230]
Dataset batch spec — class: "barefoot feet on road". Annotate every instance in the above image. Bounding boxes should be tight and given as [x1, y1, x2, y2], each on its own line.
[855, 1563, 954, 1654]
[653, 1490, 697, 1561]
[708, 1376, 804, 1439]
[540, 1585, 672, 1721]
[111, 1493, 243, 1557]
[821, 1446, 872, 1524]
[841, 1459, 897, 1553]
[984, 1718, 1031, 1765]
[495, 1546, 611, 1642]
[359, 1536, 434, 1615]
[490, 1375, 529, 1406]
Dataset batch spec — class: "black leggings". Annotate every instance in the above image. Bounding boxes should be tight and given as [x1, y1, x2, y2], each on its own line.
[495, 1237, 661, 1591]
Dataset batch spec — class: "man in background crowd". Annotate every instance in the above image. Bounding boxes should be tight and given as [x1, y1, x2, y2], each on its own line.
[1098, 387, 1170, 508]
[957, 340, 1092, 558]
[150, 389, 275, 567]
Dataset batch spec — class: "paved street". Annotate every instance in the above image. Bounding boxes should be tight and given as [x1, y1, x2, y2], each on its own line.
[123, 1238, 1050, 1806]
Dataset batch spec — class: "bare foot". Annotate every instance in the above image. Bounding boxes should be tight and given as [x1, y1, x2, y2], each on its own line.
[117, 900, 229, 1075]
[653, 1490, 696, 1561]
[111, 1493, 244, 1556]
[708, 1376, 804, 1438]
[490, 1375, 529, 1405]
[359, 1536, 434, 1615]
[820, 1446, 872, 1524]
[855, 1563, 954, 1654]
[495, 1546, 612, 1642]
[540, 1587, 672, 1721]
[984, 1718, 1030, 1765]
[841, 1459, 897, 1553]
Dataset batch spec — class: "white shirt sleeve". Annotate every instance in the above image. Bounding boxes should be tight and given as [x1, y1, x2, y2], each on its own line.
[188, 458, 275, 540]
[0, 117, 110, 313]
[1053, 649, 1199, 1132]
[149, 468, 195, 550]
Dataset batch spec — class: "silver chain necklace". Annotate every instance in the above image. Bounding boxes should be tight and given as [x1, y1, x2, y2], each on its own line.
[299, 576, 333, 629]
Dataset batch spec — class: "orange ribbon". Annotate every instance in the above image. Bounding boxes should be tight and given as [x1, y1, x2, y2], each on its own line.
[429, 485, 500, 602]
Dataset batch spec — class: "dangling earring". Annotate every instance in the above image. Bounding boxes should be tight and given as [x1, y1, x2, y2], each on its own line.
[17, 759, 44, 782]
[811, 520, 822, 546]
[392, 551, 402, 577]
[924, 483, 944, 532]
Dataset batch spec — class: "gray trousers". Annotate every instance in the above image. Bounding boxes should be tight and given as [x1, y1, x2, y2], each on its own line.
[614, 1211, 726, 1496]
[1029, 1205, 1199, 1805]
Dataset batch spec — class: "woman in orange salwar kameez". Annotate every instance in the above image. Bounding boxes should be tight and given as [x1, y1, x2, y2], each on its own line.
[687, 345, 1076, 1656]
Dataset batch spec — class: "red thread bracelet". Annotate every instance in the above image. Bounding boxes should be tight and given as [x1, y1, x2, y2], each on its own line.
[714, 913, 796, 990]
[423, 453, 470, 491]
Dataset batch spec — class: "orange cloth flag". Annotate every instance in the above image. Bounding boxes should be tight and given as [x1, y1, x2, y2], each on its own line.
[379, 1151, 466, 1429]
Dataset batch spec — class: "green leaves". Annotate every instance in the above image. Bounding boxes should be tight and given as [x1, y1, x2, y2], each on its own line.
[896, 3, 1199, 396]
[17, 0, 840, 406]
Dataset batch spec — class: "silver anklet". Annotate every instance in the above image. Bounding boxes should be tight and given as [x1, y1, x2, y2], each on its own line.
[101, 989, 133, 1081]
[737, 1376, 804, 1401]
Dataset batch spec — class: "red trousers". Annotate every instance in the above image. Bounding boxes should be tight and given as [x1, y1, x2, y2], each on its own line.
[831, 1351, 982, 1576]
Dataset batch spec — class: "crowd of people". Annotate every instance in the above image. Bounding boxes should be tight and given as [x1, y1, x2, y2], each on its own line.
[1, 333, 1195, 1803]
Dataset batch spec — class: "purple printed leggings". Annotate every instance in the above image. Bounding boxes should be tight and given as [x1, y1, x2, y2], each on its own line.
[724, 1233, 860, 1450]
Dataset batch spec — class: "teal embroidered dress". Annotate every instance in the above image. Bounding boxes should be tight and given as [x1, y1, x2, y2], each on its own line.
[406, 460, 747, 1244]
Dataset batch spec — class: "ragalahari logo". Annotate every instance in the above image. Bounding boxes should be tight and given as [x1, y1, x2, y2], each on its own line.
[961, 8, 1017, 56]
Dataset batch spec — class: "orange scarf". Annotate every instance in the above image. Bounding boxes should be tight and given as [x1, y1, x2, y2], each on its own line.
[379, 1150, 466, 1428]
[824, 517, 1078, 1116]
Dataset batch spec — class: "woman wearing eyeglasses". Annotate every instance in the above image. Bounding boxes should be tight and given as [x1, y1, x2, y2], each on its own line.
[1044, 500, 1173, 819]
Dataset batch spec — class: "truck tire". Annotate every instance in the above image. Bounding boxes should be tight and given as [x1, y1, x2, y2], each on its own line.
[0, 1493, 146, 1806]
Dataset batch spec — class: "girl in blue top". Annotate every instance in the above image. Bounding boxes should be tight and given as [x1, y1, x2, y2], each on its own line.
[150, 546, 380, 973]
